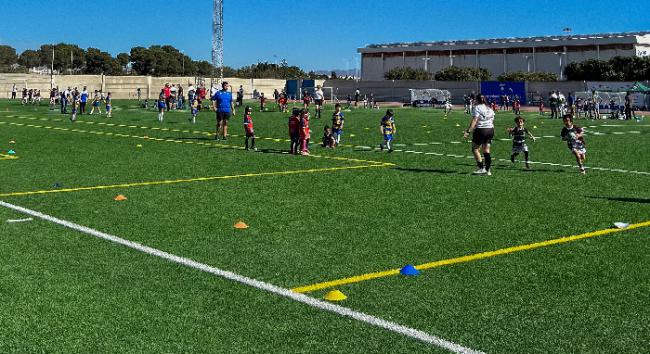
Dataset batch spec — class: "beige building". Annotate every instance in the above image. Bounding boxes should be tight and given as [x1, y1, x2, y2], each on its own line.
[358, 31, 650, 81]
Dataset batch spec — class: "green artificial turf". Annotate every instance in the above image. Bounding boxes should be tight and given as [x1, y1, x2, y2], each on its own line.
[0, 99, 648, 353]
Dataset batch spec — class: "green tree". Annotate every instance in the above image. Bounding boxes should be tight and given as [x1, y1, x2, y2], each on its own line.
[0, 45, 18, 66]
[18, 49, 40, 68]
[497, 71, 557, 82]
[116, 53, 130, 67]
[384, 67, 432, 80]
[434, 66, 491, 81]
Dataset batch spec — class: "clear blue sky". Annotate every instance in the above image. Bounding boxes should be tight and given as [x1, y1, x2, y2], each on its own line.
[0, 0, 648, 71]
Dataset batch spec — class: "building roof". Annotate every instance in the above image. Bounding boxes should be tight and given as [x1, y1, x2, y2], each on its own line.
[359, 31, 650, 53]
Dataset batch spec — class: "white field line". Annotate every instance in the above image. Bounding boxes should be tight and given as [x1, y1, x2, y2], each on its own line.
[0, 200, 483, 354]
[6, 217, 33, 223]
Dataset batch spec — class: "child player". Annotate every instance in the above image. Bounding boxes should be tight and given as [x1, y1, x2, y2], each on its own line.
[243, 106, 256, 151]
[302, 91, 311, 111]
[299, 108, 311, 155]
[278, 93, 288, 113]
[331, 103, 344, 146]
[189, 97, 199, 124]
[322, 126, 335, 148]
[70, 94, 80, 122]
[379, 109, 396, 152]
[507, 116, 536, 169]
[105, 92, 112, 118]
[259, 93, 266, 112]
[288, 107, 301, 154]
[560, 114, 587, 175]
[157, 90, 166, 122]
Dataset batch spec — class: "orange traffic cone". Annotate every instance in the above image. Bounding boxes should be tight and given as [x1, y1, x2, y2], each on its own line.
[114, 194, 127, 201]
[233, 221, 249, 229]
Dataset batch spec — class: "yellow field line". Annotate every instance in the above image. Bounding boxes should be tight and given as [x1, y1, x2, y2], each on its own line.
[0, 164, 390, 198]
[0, 120, 391, 166]
[291, 220, 650, 293]
[0, 153, 19, 160]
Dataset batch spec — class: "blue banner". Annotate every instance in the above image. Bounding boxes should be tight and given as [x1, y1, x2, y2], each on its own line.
[480, 81, 526, 105]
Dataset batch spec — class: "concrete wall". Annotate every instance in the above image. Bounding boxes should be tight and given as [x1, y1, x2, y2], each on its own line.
[0, 74, 294, 99]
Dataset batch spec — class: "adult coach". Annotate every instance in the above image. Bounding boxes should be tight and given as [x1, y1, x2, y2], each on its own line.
[313, 85, 324, 119]
[212, 81, 234, 140]
[463, 94, 495, 176]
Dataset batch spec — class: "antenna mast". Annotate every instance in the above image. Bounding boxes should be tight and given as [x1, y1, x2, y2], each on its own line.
[212, 0, 224, 84]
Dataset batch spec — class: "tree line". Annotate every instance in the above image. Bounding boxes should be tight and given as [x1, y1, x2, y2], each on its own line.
[0, 43, 327, 79]
[384, 55, 650, 82]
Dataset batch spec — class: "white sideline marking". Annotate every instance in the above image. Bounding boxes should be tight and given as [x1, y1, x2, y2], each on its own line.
[0, 200, 483, 354]
[6, 218, 33, 223]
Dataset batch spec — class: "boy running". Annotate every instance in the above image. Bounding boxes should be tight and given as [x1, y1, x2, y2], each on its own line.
[243, 106, 256, 151]
[379, 109, 396, 152]
[508, 116, 536, 169]
[560, 115, 587, 175]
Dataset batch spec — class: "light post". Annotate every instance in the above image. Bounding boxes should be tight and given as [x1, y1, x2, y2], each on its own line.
[449, 51, 456, 67]
[554, 52, 567, 80]
[181, 50, 185, 76]
[422, 56, 431, 72]
[523, 55, 531, 73]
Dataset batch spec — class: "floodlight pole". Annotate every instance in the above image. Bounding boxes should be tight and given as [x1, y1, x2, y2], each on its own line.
[212, 0, 224, 84]
[422, 56, 431, 72]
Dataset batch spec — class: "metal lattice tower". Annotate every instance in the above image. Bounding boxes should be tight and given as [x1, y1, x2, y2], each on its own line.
[212, 0, 224, 84]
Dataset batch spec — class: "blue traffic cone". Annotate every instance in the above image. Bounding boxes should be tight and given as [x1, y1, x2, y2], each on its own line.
[400, 264, 420, 276]
[7, 150, 16, 155]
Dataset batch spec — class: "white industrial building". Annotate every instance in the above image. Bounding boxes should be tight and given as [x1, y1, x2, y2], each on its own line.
[358, 32, 650, 81]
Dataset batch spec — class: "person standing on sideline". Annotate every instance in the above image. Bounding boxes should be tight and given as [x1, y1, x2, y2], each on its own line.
[177, 84, 184, 110]
[313, 85, 324, 119]
[211, 81, 235, 140]
[80, 86, 89, 114]
[463, 94, 496, 176]
[11, 84, 17, 99]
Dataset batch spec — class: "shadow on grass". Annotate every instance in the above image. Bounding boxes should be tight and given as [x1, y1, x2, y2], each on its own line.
[587, 196, 650, 204]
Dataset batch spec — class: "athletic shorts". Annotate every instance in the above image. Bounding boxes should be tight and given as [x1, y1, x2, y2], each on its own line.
[106, 106, 111, 111]
[383, 134, 393, 141]
[216, 111, 231, 123]
[191, 108, 198, 115]
[472, 128, 494, 145]
[332, 129, 342, 137]
[245, 130, 255, 138]
[512, 144, 528, 154]
[93, 101, 100, 107]
[315, 99, 323, 106]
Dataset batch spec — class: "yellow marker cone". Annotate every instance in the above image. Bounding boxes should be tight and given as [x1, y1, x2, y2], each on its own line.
[233, 221, 249, 229]
[533, 125, 538, 129]
[349, 134, 356, 137]
[324, 290, 347, 301]
[136, 144, 143, 148]
[455, 123, 461, 127]
[114, 194, 127, 201]
[9, 140, 15, 144]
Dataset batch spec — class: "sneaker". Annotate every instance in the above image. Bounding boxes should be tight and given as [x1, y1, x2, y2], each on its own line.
[472, 168, 487, 175]
[388, 149, 394, 153]
[525, 162, 530, 169]
[510, 155, 515, 163]
[486, 170, 492, 176]
[580, 168, 586, 175]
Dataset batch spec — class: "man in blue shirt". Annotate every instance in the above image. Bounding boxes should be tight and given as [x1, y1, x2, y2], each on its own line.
[211, 81, 234, 140]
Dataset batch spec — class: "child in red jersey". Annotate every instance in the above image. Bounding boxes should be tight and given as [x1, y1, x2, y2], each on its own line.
[539, 101, 545, 115]
[299, 108, 311, 155]
[302, 91, 311, 110]
[259, 93, 266, 112]
[243, 106, 256, 151]
[288, 107, 301, 154]
[278, 94, 288, 113]
[490, 100, 498, 112]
